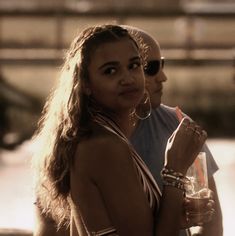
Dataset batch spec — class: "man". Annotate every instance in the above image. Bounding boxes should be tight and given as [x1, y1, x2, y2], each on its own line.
[128, 26, 223, 236]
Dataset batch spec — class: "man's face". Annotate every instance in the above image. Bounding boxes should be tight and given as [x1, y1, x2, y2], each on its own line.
[143, 38, 167, 109]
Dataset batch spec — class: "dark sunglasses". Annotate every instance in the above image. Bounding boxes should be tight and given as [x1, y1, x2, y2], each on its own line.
[144, 57, 165, 76]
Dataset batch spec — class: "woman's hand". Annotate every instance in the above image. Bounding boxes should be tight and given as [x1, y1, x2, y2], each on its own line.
[180, 189, 215, 228]
[164, 118, 207, 174]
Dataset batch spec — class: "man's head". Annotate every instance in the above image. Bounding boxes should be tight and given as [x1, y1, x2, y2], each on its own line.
[123, 26, 167, 108]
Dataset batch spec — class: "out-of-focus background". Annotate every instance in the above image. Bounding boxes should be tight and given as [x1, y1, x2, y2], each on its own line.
[0, 0, 234, 235]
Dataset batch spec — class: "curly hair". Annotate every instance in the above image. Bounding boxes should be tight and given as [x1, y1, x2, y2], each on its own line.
[32, 24, 147, 227]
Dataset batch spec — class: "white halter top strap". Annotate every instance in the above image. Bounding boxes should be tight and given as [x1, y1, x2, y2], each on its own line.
[93, 114, 161, 211]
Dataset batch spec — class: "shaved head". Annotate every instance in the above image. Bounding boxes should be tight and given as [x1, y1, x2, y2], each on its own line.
[122, 25, 167, 108]
[122, 25, 161, 59]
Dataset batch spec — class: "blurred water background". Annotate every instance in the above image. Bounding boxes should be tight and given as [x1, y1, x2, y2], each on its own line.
[0, 0, 234, 235]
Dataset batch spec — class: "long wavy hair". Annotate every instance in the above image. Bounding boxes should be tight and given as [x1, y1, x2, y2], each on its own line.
[32, 24, 146, 227]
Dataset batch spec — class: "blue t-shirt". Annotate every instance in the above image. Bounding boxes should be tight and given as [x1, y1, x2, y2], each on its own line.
[130, 104, 218, 236]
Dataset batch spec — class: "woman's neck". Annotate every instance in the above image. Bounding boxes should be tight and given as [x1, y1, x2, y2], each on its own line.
[112, 111, 138, 139]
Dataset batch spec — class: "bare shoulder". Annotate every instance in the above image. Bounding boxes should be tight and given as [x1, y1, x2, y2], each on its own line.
[73, 124, 133, 179]
[70, 125, 153, 235]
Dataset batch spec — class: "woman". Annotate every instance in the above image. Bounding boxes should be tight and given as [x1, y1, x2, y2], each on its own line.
[33, 24, 207, 236]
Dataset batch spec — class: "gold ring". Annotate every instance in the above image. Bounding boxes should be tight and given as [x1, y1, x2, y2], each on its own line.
[186, 212, 190, 223]
[186, 126, 195, 131]
[195, 130, 201, 135]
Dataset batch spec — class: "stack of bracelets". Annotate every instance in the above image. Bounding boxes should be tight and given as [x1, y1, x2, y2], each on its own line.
[160, 167, 190, 193]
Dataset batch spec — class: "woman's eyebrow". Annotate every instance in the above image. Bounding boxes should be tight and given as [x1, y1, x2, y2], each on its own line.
[98, 56, 141, 70]
[98, 61, 119, 70]
[130, 56, 141, 62]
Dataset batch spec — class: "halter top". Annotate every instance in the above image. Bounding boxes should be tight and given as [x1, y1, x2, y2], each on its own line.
[93, 114, 161, 211]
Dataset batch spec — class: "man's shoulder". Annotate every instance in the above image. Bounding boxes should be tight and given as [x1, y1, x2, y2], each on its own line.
[159, 104, 176, 112]
[154, 104, 178, 119]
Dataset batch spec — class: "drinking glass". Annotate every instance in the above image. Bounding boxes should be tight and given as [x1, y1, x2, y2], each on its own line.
[185, 152, 209, 202]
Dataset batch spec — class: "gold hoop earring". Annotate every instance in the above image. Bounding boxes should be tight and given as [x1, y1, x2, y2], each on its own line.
[134, 91, 152, 120]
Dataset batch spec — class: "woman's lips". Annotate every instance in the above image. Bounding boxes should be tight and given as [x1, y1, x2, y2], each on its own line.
[119, 88, 140, 96]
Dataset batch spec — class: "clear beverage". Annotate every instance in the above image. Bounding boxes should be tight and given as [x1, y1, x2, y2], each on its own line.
[185, 152, 209, 198]
[186, 193, 210, 223]
[186, 188, 210, 204]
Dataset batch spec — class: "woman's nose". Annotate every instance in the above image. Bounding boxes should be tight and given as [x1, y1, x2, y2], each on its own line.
[120, 70, 135, 85]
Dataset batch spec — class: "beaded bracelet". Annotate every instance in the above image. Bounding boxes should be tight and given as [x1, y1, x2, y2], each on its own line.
[161, 167, 184, 177]
[161, 167, 189, 191]
[162, 179, 185, 191]
[161, 173, 189, 185]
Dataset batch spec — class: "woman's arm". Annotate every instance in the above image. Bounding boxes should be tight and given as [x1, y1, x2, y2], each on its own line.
[155, 118, 208, 236]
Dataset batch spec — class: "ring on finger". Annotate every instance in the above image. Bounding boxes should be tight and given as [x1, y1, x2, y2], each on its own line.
[197, 222, 204, 226]
[194, 130, 201, 136]
[186, 212, 190, 223]
[186, 126, 195, 132]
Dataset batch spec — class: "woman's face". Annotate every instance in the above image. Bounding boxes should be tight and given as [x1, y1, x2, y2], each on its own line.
[87, 37, 145, 115]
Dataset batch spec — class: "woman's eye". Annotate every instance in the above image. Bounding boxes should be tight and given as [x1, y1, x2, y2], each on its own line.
[129, 62, 141, 70]
[103, 67, 116, 75]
